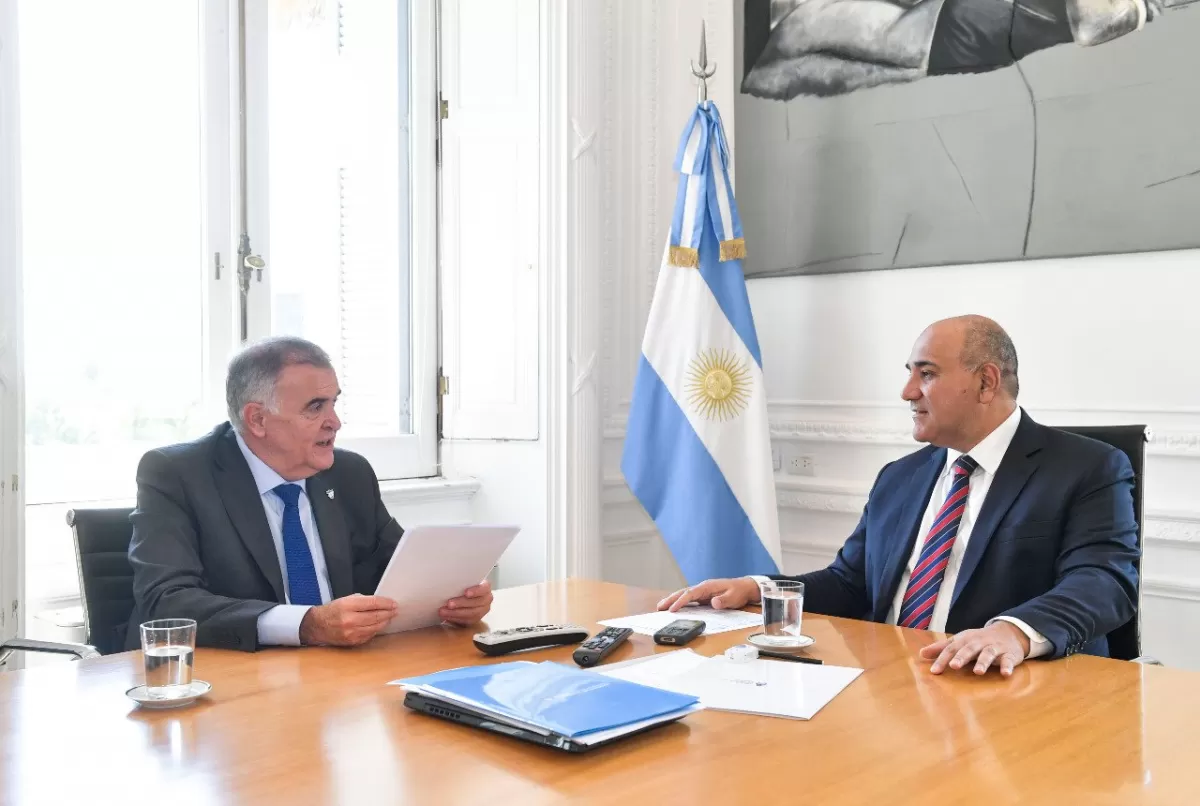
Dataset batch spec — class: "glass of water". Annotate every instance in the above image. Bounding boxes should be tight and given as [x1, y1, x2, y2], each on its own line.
[760, 580, 805, 639]
[140, 618, 196, 699]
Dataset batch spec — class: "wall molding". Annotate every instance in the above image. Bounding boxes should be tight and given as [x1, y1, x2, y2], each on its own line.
[613, 398, 1200, 417]
[378, 476, 481, 508]
[603, 526, 659, 547]
[603, 473, 1200, 551]
[605, 402, 1200, 458]
[1142, 577, 1200, 603]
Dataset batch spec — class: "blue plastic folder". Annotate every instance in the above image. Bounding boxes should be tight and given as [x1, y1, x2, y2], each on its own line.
[399, 661, 699, 738]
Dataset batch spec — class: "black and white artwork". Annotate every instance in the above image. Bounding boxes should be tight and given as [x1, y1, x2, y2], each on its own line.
[735, 0, 1200, 276]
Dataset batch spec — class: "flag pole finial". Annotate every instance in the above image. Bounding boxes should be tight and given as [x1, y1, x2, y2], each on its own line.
[691, 20, 716, 105]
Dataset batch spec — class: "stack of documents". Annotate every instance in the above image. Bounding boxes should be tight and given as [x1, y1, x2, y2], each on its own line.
[599, 649, 863, 720]
[391, 661, 702, 752]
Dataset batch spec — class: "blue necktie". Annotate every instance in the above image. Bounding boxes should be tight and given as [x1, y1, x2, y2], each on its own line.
[897, 455, 979, 629]
[272, 483, 322, 606]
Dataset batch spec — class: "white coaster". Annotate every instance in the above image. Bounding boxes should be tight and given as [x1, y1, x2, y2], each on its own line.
[746, 632, 815, 650]
[126, 679, 212, 709]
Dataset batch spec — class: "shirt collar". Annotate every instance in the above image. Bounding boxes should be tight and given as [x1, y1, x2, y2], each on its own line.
[234, 430, 306, 498]
[946, 406, 1022, 477]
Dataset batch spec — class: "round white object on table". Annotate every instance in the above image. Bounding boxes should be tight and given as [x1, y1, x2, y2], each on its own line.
[724, 644, 759, 663]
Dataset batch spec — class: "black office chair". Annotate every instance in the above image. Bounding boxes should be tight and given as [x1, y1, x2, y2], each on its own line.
[1057, 425, 1153, 663]
[0, 507, 134, 667]
[67, 507, 137, 655]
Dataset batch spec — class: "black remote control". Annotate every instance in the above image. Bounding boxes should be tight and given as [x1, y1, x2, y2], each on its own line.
[572, 626, 634, 667]
[652, 618, 706, 646]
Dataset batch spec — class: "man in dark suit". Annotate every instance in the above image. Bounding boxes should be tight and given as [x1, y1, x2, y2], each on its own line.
[659, 316, 1139, 677]
[126, 336, 493, 651]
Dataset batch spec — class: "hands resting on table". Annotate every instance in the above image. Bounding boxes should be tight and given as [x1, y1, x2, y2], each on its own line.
[299, 581, 495, 647]
[656, 577, 1031, 678]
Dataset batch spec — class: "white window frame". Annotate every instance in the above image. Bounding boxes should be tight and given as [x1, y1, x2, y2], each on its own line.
[437, 0, 540, 441]
[1, 0, 27, 649]
[8, 0, 441, 617]
[239, 0, 439, 480]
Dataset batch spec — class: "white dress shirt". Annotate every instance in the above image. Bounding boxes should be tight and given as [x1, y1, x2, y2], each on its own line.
[236, 433, 333, 646]
[756, 406, 1050, 658]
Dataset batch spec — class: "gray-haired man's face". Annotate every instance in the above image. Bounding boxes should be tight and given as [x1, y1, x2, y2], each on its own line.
[242, 364, 341, 480]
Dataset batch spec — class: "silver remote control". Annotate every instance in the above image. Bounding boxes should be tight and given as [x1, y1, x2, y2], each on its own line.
[472, 624, 590, 656]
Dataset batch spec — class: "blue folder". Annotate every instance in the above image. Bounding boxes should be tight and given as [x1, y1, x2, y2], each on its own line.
[400, 661, 698, 738]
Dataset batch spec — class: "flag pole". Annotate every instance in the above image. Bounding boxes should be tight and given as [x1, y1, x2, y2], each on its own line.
[691, 20, 716, 106]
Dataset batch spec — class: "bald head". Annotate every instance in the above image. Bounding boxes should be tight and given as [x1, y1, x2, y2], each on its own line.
[943, 315, 1019, 399]
[902, 316, 1020, 452]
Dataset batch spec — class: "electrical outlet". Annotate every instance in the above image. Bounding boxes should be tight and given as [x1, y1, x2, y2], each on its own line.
[787, 454, 816, 476]
[771, 444, 783, 472]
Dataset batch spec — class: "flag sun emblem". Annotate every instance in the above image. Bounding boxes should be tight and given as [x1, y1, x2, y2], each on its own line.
[686, 348, 751, 421]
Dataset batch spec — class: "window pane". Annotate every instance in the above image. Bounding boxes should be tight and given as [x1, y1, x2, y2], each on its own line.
[18, 0, 207, 505]
[264, 0, 412, 438]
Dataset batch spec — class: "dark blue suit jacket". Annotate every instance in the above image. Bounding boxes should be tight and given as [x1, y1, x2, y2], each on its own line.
[782, 412, 1139, 659]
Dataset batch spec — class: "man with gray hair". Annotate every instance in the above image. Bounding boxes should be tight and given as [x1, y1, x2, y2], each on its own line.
[660, 316, 1139, 677]
[126, 336, 492, 651]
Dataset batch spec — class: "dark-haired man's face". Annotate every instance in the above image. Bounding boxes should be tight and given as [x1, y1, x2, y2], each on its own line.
[901, 322, 983, 449]
[244, 364, 341, 480]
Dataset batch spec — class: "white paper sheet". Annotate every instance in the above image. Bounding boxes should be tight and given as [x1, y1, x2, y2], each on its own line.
[373, 524, 519, 634]
[599, 649, 863, 720]
[598, 606, 763, 636]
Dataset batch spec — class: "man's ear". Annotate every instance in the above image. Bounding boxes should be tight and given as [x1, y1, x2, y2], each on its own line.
[978, 363, 1002, 403]
[242, 402, 269, 438]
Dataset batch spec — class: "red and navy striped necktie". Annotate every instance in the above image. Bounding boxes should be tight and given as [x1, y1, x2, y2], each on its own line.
[898, 455, 979, 629]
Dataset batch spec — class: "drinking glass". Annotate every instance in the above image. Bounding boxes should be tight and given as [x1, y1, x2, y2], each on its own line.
[140, 618, 196, 699]
[760, 580, 805, 639]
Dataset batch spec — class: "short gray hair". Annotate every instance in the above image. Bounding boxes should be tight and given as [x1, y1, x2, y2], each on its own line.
[226, 336, 334, 432]
[961, 318, 1019, 398]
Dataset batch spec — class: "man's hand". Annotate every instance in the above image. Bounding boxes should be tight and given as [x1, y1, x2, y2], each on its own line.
[439, 580, 493, 627]
[656, 577, 762, 612]
[299, 594, 399, 647]
[919, 621, 1031, 677]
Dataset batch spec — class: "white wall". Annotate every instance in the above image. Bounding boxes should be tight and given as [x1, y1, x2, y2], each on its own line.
[596, 2, 1200, 669]
[443, 442, 546, 588]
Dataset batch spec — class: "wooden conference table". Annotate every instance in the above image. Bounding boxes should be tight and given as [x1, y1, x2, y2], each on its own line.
[2, 580, 1199, 805]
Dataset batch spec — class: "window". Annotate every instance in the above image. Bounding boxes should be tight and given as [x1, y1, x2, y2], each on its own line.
[12, 0, 437, 610]
[247, 0, 437, 475]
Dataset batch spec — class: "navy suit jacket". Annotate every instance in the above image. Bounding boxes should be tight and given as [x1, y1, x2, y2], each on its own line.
[781, 412, 1139, 659]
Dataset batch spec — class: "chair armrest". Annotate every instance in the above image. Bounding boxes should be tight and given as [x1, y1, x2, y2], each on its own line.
[0, 638, 101, 666]
[1132, 655, 1163, 666]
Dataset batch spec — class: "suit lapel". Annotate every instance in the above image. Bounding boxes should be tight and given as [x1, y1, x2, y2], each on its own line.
[307, 473, 354, 599]
[950, 413, 1043, 610]
[212, 428, 285, 602]
[873, 449, 945, 621]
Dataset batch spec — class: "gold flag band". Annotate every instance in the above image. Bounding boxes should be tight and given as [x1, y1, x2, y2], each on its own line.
[669, 245, 699, 268]
[719, 237, 746, 262]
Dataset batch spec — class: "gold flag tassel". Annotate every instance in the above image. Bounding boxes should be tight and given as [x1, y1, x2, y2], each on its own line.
[719, 238, 746, 262]
[669, 245, 699, 268]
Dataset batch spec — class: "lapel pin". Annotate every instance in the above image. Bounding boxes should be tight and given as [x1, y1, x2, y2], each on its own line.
[326, 489, 335, 500]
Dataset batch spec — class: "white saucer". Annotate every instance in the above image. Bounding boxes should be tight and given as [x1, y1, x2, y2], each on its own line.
[747, 632, 815, 650]
[126, 680, 212, 709]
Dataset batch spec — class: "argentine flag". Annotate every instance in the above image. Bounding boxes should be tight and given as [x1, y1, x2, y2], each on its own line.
[621, 101, 781, 584]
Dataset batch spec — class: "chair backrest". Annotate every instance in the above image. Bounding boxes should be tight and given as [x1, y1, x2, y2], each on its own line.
[67, 507, 135, 656]
[1055, 425, 1148, 661]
